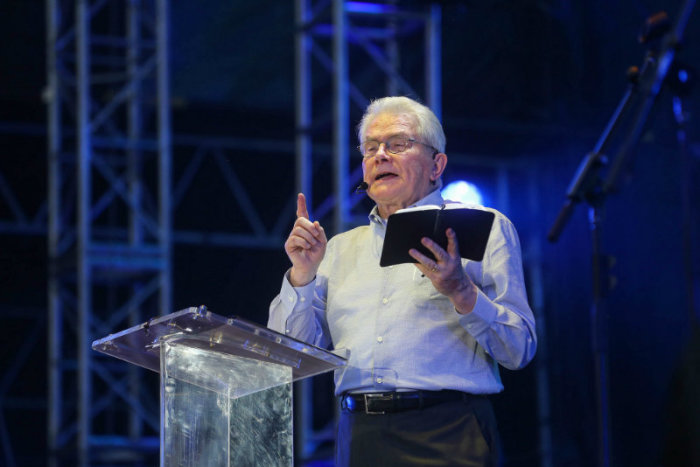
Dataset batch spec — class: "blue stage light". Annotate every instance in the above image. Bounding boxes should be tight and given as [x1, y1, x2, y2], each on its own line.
[345, 2, 396, 14]
[441, 180, 484, 205]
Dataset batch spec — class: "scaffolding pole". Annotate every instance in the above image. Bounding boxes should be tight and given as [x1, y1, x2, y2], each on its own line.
[46, 1, 170, 465]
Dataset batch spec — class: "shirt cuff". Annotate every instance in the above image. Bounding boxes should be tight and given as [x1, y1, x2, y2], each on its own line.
[281, 269, 316, 313]
[457, 288, 498, 335]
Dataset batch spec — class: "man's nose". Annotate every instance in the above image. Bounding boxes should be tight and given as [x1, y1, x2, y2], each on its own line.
[374, 142, 391, 159]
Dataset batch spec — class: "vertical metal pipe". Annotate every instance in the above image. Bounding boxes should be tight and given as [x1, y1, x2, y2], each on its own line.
[386, 0, 399, 96]
[295, 0, 313, 216]
[425, 4, 441, 121]
[75, 1, 91, 465]
[589, 205, 611, 467]
[127, 0, 143, 441]
[333, 0, 349, 233]
[128, 0, 143, 247]
[294, 1, 314, 460]
[46, 1, 61, 465]
[157, 0, 172, 318]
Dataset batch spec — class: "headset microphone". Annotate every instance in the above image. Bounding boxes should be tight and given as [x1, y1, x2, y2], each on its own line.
[355, 181, 369, 194]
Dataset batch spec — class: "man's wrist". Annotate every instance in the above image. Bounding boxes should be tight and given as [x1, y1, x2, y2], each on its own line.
[450, 279, 478, 315]
[289, 267, 315, 287]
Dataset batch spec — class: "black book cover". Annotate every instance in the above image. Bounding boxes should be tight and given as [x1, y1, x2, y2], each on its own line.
[380, 205, 495, 267]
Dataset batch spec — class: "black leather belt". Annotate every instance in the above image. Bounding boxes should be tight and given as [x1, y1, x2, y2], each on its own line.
[340, 390, 477, 415]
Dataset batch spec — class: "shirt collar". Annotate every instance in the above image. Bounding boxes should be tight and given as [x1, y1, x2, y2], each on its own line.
[368, 188, 444, 225]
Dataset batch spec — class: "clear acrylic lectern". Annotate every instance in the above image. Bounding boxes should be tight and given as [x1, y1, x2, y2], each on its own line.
[92, 306, 346, 467]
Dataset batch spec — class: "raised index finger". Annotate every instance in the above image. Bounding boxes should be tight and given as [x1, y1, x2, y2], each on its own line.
[296, 193, 310, 220]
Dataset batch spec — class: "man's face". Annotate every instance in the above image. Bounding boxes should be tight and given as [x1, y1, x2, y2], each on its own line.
[361, 113, 439, 217]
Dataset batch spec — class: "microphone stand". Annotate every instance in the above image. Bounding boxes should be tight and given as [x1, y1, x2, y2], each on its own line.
[547, 2, 695, 467]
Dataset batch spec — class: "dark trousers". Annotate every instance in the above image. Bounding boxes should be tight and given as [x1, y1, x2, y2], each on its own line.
[336, 396, 499, 467]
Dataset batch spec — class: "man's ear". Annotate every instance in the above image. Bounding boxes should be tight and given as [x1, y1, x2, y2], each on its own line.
[431, 152, 448, 181]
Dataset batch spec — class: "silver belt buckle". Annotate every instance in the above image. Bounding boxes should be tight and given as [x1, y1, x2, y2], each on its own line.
[363, 393, 392, 415]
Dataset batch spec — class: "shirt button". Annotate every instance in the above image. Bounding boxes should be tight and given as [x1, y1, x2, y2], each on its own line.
[287, 295, 294, 302]
[376, 336, 383, 343]
[300, 296, 306, 302]
[382, 298, 388, 304]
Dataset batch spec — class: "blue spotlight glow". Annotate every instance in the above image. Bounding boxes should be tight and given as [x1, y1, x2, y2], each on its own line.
[678, 69, 689, 83]
[441, 181, 484, 205]
[345, 2, 397, 14]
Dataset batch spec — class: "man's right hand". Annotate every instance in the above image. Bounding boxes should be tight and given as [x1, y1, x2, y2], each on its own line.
[285, 193, 327, 287]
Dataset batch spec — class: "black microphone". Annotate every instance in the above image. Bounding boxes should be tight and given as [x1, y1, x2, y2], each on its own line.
[355, 181, 369, 194]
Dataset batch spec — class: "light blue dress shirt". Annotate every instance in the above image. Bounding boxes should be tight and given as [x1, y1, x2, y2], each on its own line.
[268, 190, 537, 395]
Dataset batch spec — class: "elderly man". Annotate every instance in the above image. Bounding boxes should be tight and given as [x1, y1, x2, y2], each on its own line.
[268, 96, 536, 467]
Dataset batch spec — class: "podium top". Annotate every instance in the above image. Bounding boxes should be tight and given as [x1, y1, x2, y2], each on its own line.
[92, 306, 346, 382]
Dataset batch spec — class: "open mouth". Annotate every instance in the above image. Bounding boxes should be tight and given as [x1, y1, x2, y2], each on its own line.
[374, 172, 398, 181]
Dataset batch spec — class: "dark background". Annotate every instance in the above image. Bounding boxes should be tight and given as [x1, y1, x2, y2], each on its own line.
[1, 1, 699, 466]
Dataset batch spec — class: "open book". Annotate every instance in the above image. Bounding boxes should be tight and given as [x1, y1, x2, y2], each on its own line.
[380, 204, 495, 267]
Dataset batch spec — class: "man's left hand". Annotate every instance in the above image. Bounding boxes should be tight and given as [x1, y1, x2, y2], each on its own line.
[409, 228, 478, 315]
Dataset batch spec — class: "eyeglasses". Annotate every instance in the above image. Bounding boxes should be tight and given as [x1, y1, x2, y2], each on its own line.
[358, 135, 437, 159]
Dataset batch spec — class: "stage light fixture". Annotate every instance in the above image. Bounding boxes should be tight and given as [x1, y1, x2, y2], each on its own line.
[441, 180, 484, 205]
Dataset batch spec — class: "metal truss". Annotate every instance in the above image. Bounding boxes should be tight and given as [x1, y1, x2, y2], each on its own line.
[0, 127, 299, 467]
[296, 0, 442, 234]
[0, 127, 296, 248]
[169, 133, 297, 249]
[46, 1, 170, 466]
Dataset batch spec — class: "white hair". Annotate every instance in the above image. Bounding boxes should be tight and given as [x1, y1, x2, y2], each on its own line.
[357, 96, 446, 153]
